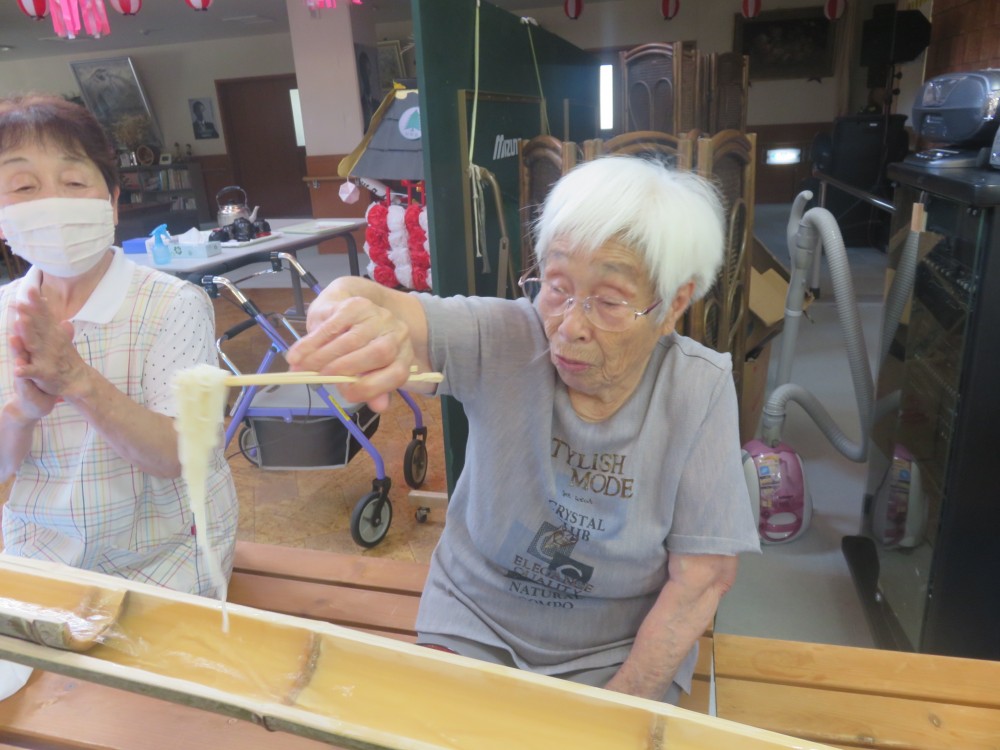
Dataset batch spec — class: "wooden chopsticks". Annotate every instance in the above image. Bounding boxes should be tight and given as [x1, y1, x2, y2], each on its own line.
[223, 369, 443, 387]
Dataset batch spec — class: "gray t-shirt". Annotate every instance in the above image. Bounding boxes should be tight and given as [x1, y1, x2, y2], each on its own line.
[415, 294, 760, 690]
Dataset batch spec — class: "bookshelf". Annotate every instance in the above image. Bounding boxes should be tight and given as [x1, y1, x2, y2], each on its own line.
[117, 162, 210, 240]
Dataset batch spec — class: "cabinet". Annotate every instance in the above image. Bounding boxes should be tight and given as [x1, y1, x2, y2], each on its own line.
[116, 162, 210, 241]
[845, 161, 1000, 660]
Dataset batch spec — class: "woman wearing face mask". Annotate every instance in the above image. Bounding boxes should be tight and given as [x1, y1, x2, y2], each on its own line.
[0, 95, 238, 600]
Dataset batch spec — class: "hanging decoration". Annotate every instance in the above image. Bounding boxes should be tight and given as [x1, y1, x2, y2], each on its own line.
[661, 0, 679, 20]
[184, 0, 212, 10]
[364, 197, 399, 289]
[108, 0, 140, 14]
[403, 183, 431, 292]
[564, 0, 583, 20]
[49, 0, 110, 39]
[385, 201, 411, 290]
[741, 0, 761, 18]
[823, 0, 846, 20]
[304, 0, 361, 9]
[17, 0, 48, 19]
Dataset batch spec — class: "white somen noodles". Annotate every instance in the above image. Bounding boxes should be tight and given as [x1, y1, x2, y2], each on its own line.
[172, 364, 231, 632]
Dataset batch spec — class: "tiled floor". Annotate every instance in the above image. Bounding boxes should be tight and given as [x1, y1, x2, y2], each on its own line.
[213, 284, 448, 564]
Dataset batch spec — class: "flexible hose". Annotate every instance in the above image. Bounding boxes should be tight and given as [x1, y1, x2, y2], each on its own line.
[761, 207, 875, 462]
[775, 191, 818, 387]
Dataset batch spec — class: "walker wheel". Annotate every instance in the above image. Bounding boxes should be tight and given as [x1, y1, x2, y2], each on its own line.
[415, 507, 430, 523]
[237, 425, 261, 467]
[403, 438, 428, 489]
[350, 491, 393, 548]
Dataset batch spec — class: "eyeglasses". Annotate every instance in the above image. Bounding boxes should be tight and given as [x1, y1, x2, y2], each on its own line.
[518, 275, 662, 332]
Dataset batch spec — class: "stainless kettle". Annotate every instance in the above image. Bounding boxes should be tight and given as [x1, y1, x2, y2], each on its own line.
[216, 185, 260, 228]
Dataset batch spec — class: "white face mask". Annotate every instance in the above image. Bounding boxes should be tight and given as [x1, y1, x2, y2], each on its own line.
[0, 196, 115, 278]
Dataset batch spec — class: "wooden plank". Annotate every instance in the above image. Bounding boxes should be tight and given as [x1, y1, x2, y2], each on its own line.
[232, 541, 427, 595]
[0, 555, 840, 750]
[227, 572, 421, 637]
[679, 674, 710, 714]
[716, 678, 1000, 750]
[715, 634, 1000, 708]
[0, 671, 332, 750]
[693, 634, 711, 677]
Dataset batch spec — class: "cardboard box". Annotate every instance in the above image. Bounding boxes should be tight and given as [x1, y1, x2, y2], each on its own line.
[740, 339, 773, 445]
[739, 236, 813, 443]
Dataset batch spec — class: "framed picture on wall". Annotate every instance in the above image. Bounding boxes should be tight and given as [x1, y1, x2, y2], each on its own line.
[189, 97, 220, 140]
[377, 40, 405, 94]
[733, 7, 836, 81]
[355, 44, 382, 131]
[70, 56, 163, 148]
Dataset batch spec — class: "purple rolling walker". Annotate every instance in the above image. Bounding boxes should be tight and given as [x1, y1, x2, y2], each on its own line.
[203, 252, 431, 548]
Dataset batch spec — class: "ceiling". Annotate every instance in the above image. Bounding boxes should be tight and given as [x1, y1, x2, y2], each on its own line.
[0, 0, 575, 63]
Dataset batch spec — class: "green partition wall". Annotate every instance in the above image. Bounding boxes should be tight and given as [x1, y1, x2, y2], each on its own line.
[412, 0, 598, 491]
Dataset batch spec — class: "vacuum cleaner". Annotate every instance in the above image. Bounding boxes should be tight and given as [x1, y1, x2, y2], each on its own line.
[742, 192, 925, 545]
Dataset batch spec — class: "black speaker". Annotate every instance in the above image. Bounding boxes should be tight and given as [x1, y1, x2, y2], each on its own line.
[820, 114, 908, 248]
[860, 5, 932, 68]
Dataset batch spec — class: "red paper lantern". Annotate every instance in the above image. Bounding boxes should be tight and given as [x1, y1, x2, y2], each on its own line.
[108, 0, 140, 14]
[661, 0, 679, 20]
[741, 0, 761, 18]
[824, 0, 847, 20]
[184, 0, 212, 10]
[16, 0, 48, 19]
[564, 0, 582, 20]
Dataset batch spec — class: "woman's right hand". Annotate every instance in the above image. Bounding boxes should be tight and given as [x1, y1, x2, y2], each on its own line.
[7, 333, 59, 422]
[287, 279, 418, 412]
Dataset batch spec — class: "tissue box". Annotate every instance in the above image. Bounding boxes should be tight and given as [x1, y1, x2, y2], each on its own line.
[122, 237, 150, 254]
[168, 240, 221, 258]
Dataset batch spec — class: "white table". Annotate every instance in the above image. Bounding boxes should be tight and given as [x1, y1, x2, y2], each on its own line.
[129, 217, 365, 315]
[130, 218, 366, 280]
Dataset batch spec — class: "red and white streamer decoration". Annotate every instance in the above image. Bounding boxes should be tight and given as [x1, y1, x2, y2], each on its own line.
[17, 0, 48, 20]
[741, 0, 761, 18]
[50, 0, 110, 39]
[364, 191, 432, 292]
[108, 0, 141, 14]
[405, 201, 432, 292]
[365, 198, 399, 289]
[304, 0, 361, 8]
[661, 0, 679, 20]
[823, 0, 847, 20]
[184, 0, 212, 10]
[564, 0, 583, 20]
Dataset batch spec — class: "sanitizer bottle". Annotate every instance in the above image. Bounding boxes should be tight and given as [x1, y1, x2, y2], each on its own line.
[150, 224, 172, 266]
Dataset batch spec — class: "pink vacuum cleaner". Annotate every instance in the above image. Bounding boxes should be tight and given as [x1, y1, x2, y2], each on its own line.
[742, 192, 924, 545]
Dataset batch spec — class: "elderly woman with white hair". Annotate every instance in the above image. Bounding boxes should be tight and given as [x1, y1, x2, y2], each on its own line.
[287, 155, 760, 704]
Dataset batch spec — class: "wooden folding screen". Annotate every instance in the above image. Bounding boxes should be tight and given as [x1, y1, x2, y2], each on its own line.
[581, 130, 696, 169]
[707, 53, 749, 134]
[619, 42, 701, 135]
[690, 130, 757, 403]
[518, 135, 578, 273]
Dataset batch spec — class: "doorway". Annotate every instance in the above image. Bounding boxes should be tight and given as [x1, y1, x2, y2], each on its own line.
[216, 74, 312, 219]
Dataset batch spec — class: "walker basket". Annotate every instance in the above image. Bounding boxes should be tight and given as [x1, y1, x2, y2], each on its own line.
[243, 403, 380, 471]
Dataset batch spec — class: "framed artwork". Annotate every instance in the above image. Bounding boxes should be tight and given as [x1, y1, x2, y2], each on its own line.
[70, 56, 162, 148]
[189, 97, 220, 140]
[733, 7, 836, 81]
[355, 44, 382, 132]
[377, 40, 405, 94]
